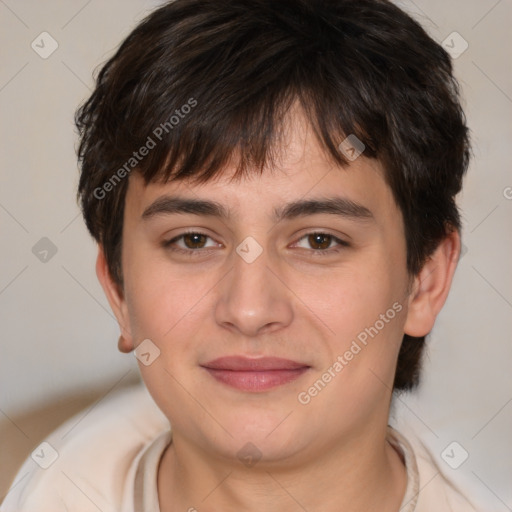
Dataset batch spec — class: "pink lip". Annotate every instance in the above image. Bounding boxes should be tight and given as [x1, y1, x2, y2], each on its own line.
[201, 356, 310, 392]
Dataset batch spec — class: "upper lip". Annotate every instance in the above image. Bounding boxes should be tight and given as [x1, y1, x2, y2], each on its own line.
[201, 356, 309, 371]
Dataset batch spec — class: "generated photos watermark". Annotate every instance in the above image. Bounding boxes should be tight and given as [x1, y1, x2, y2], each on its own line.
[93, 97, 197, 200]
[297, 301, 403, 405]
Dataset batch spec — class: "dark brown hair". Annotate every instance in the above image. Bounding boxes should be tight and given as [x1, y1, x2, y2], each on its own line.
[75, 0, 470, 391]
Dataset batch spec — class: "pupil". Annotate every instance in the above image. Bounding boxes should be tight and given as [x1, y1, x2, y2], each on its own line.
[185, 233, 205, 248]
[310, 234, 330, 250]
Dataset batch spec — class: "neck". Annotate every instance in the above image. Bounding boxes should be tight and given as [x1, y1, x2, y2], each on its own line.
[157, 423, 407, 512]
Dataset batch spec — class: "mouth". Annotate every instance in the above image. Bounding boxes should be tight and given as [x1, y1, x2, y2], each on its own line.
[200, 356, 310, 392]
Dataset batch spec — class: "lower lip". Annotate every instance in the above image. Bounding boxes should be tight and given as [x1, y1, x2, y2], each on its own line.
[203, 368, 309, 392]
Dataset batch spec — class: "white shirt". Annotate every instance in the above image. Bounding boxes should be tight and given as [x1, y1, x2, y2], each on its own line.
[0, 385, 479, 511]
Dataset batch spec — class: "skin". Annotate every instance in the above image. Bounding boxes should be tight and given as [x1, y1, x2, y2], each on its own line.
[97, 107, 460, 512]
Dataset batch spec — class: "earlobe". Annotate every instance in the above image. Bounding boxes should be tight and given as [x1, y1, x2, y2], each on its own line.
[118, 335, 133, 353]
[95, 246, 134, 353]
[403, 230, 461, 337]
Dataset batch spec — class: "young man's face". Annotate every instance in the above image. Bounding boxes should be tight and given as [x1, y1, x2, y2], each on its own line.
[112, 110, 414, 463]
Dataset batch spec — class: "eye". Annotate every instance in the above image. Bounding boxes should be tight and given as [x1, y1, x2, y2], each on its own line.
[294, 232, 349, 255]
[162, 230, 349, 257]
[163, 231, 219, 254]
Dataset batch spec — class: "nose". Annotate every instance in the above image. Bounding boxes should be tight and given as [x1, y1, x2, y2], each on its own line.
[214, 243, 294, 337]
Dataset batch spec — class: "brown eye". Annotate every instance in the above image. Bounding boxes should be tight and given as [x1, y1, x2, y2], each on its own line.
[162, 231, 219, 254]
[294, 232, 349, 255]
[307, 233, 333, 250]
[182, 233, 208, 249]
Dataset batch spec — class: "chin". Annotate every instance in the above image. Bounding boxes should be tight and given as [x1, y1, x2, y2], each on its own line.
[219, 412, 306, 459]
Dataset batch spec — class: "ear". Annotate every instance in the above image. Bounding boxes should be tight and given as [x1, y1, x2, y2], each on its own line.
[403, 230, 460, 337]
[95, 246, 134, 353]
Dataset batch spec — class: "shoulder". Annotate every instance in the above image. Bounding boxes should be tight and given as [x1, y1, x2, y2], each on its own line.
[0, 385, 169, 512]
[389, 426, 480, 512]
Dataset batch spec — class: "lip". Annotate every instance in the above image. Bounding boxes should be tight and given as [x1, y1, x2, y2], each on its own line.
[201, 356, 310, 392]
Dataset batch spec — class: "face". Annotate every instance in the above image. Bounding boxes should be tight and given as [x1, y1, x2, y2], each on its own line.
[113, 111, 413, 464]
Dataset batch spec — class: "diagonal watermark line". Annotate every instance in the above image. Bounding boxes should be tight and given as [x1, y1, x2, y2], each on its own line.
[61, 265, 117, 320]
[407, 0, 438, 29]
[412, 264, 438, 292]
[162, 367, 233, 438]
[0, 265, 29, 296]
[265, 410, 294, 438]
[400, 471, 439, 511]
[60, 369, 133, 439]
[0, 408, 30, 439]
[470, 204, 499, 233]
[472, 61, 512, 105]
[472, 0, 502, 29]
[266, 471, 310, 511]
[0, 62, 29, 93]
[0, 202, 29, 233]
[61, 61, 92, 91]
[60, 212, 81, 234]
[163, 267, 233, 337]
[472, 396, 512, 439]
[471, 266, 512, 309]
[61, 0, 93, 29]
[61, 471, 104, 511]
[265, 265, 336, 335]
[200, 471, 233, 503]
[369, 368, 439, 438]
[471, 470, 511, 510]
[0, 0, 29, 28]
[393, 395, 439, 439]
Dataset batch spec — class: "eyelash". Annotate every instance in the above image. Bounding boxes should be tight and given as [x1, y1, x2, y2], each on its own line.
[162, 230, 350, 257]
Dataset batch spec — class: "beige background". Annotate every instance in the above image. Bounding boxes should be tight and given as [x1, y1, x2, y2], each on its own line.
[0, 0, 511, 509]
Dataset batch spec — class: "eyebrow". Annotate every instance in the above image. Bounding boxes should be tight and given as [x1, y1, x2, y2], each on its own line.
[141, 195, 374, 222]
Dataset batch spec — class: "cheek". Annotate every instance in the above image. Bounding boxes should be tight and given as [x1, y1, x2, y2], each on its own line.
[298, 272, 406, 408]
[296, 258, 403, 334]
[125, 273, 198, 341]
[123, 246, 219, 343]
[294, 256, 407, 386]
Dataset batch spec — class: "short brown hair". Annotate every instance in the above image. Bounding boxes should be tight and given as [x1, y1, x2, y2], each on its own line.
[75, 0, 470, 391]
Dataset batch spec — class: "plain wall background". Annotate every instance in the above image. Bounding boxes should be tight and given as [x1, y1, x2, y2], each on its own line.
[0, 0, 511, 509]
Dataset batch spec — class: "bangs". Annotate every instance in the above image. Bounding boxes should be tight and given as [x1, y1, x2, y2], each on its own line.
[82, 0, 386, 190]
[144, 88, 375, 188]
